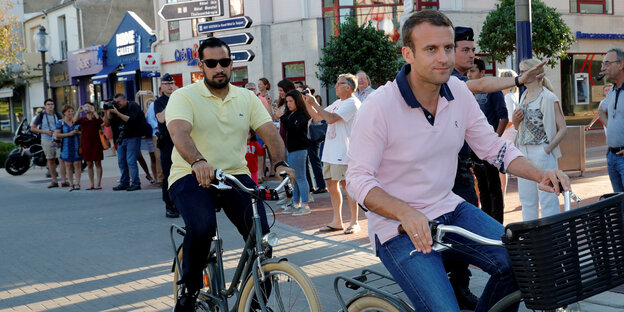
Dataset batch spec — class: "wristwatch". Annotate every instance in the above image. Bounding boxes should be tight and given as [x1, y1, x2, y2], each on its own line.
[515, 76, 524, 87]
[273, 161, 290, 172]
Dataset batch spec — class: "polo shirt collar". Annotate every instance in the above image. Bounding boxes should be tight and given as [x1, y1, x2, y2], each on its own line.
[199, 81, 237, 101]
[395, 64, 454, 109]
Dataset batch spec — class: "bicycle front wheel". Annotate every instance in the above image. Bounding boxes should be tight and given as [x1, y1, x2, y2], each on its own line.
[237, 261, 322, 312]
[347, 294, 402, 312]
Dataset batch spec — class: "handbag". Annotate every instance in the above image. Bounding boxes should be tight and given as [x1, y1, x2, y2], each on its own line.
[99, 129, 110, 150]
[308, 120, 327, 143]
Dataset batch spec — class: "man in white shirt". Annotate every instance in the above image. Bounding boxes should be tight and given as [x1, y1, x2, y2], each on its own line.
[304, 73, 362, 234]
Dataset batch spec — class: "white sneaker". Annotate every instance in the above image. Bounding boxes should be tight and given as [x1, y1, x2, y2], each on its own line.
[308, 193, 315, 202]
[292, 205, 311, 216]
[281, 203, 296, 214]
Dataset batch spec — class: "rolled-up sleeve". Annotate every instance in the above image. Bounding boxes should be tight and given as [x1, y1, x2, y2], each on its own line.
[464, 90, 523, 172]
[346, 99, 385, 205]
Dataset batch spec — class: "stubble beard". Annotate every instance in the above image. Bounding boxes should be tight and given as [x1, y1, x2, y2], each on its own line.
[204, 74, 230, 89]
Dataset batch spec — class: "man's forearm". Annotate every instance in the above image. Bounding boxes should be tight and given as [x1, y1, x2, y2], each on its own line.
[598, 110, 608, 127]
[506, 156, 545, 183]
[115, 111, 130, 122]
[255, 122, 286, 168]
[363, 186, 414, 222]
[466, 77, 514, 94]
[170, 131, 204, 166]
[496, 119, 508, 136]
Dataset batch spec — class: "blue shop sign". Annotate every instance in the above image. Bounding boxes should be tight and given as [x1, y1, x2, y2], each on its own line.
[174, 43, 200, 66]
[104, 11, 156, 66]
[576, 31, 624, 40]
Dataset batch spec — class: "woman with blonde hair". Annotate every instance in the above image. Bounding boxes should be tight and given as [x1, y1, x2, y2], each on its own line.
[513, 58, 567, 220]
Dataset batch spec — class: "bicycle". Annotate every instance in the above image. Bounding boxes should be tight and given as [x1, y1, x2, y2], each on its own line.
[335, 191, 624, 312]
[170, 169, 323, 312]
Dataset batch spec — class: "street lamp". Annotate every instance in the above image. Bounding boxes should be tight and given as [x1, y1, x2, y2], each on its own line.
[34, 26, 50, 99]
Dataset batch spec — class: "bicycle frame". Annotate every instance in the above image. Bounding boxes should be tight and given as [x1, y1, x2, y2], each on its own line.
[171, 170, 292, 312]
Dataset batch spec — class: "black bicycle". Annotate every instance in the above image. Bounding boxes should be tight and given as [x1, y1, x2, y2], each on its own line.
[171, 170, 323, 312]
[335, 191, 624, 312]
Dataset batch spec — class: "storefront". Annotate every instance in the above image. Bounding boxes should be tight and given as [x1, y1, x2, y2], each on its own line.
[68, 45, 105, 107]
[95, 11, 157, 102]
[49, 61, 78, 110]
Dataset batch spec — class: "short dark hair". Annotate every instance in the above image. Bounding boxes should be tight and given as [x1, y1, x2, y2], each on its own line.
[44, 98, 54, 105]
[402, 10, 454, 50]
[199, 37, 231, 60]
[114, 93, 126, 100]
[473, 58, 485, 72]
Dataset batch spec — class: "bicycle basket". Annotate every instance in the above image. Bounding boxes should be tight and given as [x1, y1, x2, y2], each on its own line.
[502, 192, 624, 310]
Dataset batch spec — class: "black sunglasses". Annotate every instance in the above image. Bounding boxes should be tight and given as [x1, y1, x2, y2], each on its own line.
[200, 58, 232, 68]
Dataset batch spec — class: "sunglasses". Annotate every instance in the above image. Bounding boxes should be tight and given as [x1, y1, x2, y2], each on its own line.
[200, 58, 232, 68]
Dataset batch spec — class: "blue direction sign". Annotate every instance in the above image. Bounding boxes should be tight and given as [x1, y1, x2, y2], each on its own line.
[197, 16, 252, 34]
[158, 0, 222, 22]
[232, 50, 255, 63]
[200, 33, 254, 47]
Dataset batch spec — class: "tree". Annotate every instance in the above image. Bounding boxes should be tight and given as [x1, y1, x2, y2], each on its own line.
[478, 0, 575, 67]
[0, 0, 23, 86]
[316, 17, 403, 88]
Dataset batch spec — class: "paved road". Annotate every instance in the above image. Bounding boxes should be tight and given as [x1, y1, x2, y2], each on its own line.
[1, 176, 623, 312]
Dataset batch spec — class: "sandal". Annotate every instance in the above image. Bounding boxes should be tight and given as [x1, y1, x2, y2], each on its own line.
[61, 182, 71, 187]
[344, 224, 361, 234]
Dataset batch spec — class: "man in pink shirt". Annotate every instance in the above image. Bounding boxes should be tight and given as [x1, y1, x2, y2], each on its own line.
[346, 10, 570, 311]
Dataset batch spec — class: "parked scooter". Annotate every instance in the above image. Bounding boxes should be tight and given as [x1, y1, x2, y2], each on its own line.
[4, 120, 47, 175]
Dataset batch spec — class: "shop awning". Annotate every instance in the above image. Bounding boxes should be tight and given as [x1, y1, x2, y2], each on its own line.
[117, 61, 140, 81]
[92, 64, 119, 85]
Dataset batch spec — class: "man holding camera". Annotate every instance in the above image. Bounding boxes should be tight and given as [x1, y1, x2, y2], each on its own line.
[104, 93, 149, 191]
[154, 73, 179, 218]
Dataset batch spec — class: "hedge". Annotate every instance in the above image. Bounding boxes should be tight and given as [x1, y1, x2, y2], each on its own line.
[0, 141, 16, 168]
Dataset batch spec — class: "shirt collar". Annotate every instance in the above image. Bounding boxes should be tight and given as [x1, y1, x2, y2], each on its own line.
[395, 64, 454, 109]
[199, 81, 237, 101]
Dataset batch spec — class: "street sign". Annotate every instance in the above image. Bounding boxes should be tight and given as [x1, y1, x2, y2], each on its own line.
[200, 33, 254, 47]
[158, 0, 222, 22]
[232, 50, 255, 63]
[197, 16, 252, 34]
[139, 53, 161, 72]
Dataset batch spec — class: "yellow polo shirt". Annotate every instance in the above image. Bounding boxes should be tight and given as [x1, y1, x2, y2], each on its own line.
[166, 81, 272, 187]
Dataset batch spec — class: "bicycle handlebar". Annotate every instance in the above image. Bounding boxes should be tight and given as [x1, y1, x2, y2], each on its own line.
[397, 190, 580, 255]
[211, 169, 293, 200]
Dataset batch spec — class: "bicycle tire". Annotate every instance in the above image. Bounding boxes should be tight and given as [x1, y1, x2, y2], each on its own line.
[173, 248, 212, 305]
[237, 261, 322, 312]
[488, 290, 521, 312]
[347, 294, 402, 312]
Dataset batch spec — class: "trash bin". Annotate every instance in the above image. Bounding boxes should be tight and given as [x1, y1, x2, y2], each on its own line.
[557, 126, 586, 175]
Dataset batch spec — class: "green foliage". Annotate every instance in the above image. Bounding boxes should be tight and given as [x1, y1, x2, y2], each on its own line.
[0, 141, 16, 168]
[478, 0, 575, 67]
[0, 66, 26, 89]
[316, 17, 404, 88]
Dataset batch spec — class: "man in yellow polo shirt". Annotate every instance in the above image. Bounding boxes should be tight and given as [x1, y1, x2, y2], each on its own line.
[166, 37, 293, 312]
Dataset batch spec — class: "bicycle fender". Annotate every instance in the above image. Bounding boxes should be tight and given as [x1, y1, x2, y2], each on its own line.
[260, 257, 289, 265]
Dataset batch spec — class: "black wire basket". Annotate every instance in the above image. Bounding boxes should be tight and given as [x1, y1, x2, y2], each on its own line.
[502, 192, 624, 310]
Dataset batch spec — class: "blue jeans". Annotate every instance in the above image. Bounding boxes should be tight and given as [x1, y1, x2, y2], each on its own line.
[376, 202, 519, 312]
[607, 151, 624, 192]
[117, 137, 141, 187]
[287, 149, 309, 204]
[306, 141, 326, 190]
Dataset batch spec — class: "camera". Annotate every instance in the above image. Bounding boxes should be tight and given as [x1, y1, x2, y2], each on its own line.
[103, 101, 119, 110]
[116, 124, 126, 144]
[301, 89, 310, 95]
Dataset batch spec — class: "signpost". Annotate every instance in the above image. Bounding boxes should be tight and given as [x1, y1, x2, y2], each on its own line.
[231, 50, 255, 63]
[201, 33, 254, 47]
[197, 16, 252, 34]
[158, 0, 222, 22]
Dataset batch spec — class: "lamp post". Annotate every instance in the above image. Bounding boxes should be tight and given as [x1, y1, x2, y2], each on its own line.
[34, 26, 50, 99]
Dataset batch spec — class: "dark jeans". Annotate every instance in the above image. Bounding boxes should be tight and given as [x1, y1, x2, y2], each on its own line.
[472, 157, 504, 223]
[169, 174, 270, 291]
[117, 137, 141, 187]
[159, 142, 174, 208]
[306, 141, 326, 190]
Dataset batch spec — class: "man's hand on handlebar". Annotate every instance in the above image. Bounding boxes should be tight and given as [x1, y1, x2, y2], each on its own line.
[277, 165, 296, 182]
[399, 207, 433, 254]
[538, 169, 570, 195]
[192, 160, 215, 188]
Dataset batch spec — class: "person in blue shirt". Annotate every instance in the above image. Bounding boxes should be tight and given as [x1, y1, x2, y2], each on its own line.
[467, 58, 508, 223]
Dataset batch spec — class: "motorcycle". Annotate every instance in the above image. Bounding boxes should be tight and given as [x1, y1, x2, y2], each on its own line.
[4, 119, 47, 175]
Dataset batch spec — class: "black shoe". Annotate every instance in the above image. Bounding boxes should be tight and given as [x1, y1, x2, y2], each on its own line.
[166, 207, 180, 218]
[112, 184, 128, 191]
[174, 288, 198, 312]
[312, 187, 328, 194]
[126, 185, 141, 191]
[454, 286, 479, 311]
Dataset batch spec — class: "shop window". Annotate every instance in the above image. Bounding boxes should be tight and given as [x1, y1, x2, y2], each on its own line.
[570, 0, 613, 14]
[560, 53, 609, 118]
[282, 61, 305, 84]
[169, 21, 180, 41]
[475, 54, 496, 77]
[231, 67, 248, 86]
[191, 71, 204, 83]
[230, 0, 244, 17]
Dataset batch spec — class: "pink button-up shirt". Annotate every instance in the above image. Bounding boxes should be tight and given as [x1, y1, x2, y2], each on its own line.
[346, 65, 523, 249]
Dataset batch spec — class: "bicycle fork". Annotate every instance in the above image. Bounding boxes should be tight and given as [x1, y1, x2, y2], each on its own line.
[251, 198, 270, 312]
